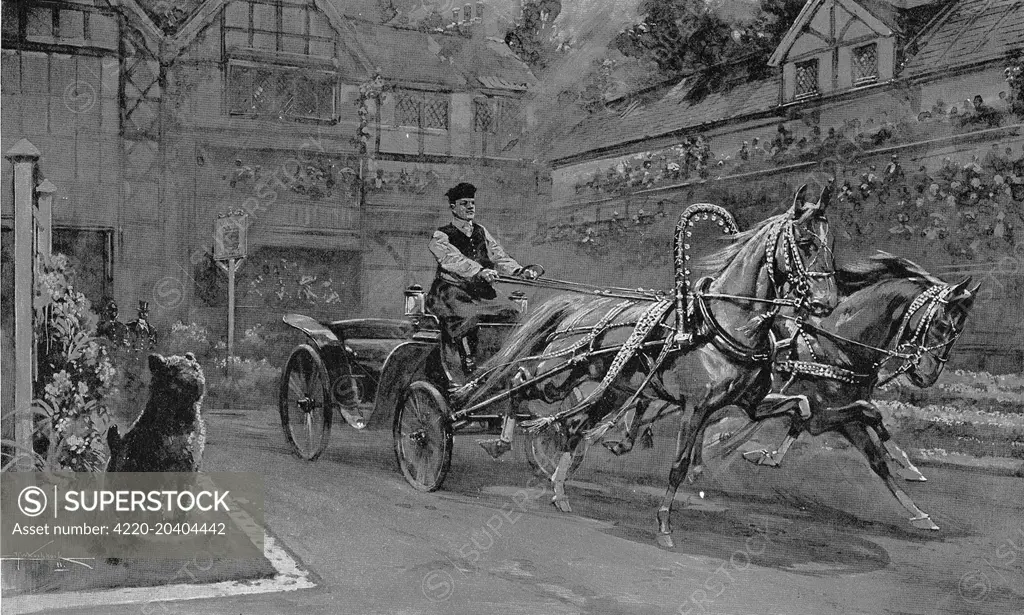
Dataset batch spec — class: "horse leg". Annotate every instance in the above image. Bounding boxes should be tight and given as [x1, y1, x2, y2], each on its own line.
[742, 420, 803, 468]
[839, 423, 938, 531]
[740, 393, 810, 467]
[848, 400, 927, 482]
[810, 400, 926, 482]
[602, 399, 649, 456]
[687, 421, 711, 483]
[883, 439, 927, 482]
[550, 450, 574, 513]
[657, 399, 718, 549]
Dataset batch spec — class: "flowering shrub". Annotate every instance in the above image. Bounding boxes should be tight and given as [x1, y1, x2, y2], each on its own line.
[157, 322, 280, 409]
[164, 322, 211, 359]
[13, 255, 116, 471]
[207, 356, 279, 409]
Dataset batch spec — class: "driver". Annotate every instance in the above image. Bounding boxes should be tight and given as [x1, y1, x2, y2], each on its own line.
[426, 182, 540, 459]
[427, 182, 539, 373]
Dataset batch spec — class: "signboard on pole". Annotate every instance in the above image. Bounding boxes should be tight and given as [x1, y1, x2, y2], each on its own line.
[213, 210, 248, 261]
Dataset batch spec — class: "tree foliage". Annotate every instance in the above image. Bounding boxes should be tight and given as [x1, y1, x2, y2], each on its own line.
[505, 0, 563, 69]
[614, 0, 806, 81]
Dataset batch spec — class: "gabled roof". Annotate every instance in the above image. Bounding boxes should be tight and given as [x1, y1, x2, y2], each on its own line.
[903, 0, 1024, 77]
[547, 75, 781, 163]
[768, 0, 897, 67]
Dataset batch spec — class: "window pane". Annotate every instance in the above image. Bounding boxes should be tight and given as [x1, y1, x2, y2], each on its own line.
[230, 64, 335, 121]
[852, 44, 878, 85]
[422, 93, 449, 129]
[228, 64, 254, 114]
[473, 98, 494, 133]
[497, 97, 522, 135]
[395, 91, 420, 127]
[294, 72, 334, 120]
[795, 60, 818, 97]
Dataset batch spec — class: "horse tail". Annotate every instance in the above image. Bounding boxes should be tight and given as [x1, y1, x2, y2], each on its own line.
[467, 293, 583, 405]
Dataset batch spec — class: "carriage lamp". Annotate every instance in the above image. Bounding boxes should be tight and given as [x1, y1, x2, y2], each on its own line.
[510, 290, 528, 314]
[405, 284, 426, 317]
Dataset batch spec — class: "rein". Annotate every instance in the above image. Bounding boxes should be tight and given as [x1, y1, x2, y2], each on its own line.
[496, 275, 663, 302]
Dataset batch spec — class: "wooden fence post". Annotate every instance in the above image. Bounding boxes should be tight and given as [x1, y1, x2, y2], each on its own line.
[5, 139, 41, 470]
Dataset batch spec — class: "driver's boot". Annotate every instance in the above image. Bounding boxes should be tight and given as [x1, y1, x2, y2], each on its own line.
[459, 336, 476, 374]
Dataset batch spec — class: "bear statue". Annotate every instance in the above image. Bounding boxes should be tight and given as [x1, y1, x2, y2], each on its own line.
[106, 353, 206, 472]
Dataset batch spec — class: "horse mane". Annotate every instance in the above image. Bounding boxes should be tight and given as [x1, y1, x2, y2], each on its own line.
[700, 211, 789, 277]
[836, 252, 944, 295]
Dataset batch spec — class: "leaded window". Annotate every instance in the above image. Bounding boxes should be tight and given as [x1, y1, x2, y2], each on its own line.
[794, 59, 819, 99]
[393, 89, 450, 130]
[228, 63, 336, 121]
[473, 98, 494, 133]
[497, 98, 523, 135]
[395, 91, 420, 127]
[852, 43, 878, 86]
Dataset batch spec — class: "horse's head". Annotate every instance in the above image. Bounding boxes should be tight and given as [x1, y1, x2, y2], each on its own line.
[903, 278, 979, 387]
[773, 183, 838, 317]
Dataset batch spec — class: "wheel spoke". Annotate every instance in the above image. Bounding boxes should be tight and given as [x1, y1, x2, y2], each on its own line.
[409, 393, 424, 425]
[288, 371, 305, 401]
[281, 347, 332, 461]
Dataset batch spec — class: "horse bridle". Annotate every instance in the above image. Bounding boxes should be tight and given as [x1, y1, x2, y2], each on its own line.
[876, 284, 963, 386]
[775, 215, 835, 311]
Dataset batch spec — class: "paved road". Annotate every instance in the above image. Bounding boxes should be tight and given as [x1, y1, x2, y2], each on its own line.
[39, 411, 1024, 615]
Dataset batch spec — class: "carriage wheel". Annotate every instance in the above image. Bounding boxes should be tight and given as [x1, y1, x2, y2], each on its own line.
[279, 344, 333, 461]
[393, 381, 453, 492]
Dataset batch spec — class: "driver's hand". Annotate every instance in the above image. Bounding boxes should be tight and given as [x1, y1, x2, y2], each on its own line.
[478, 269, 499, 283]
[520, 268, 539, 281]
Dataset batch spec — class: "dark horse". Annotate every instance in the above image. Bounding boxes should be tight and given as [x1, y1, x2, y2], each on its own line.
[719, 253, 979, 529]
[466, 186, 838, 547]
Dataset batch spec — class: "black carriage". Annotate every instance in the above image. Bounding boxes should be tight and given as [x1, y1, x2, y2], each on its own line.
[279, 284, 556, 492]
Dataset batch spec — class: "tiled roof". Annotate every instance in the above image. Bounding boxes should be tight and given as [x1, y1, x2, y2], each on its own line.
[347, 22, 468, 88]
[548, 75, 781, 162]
[456, 40, 535, 89]
[346, 22, 533, 90]
[904, 0, 1024, 77]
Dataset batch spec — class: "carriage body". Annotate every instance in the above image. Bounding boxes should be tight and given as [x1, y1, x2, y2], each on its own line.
[278, 286, 531, 488]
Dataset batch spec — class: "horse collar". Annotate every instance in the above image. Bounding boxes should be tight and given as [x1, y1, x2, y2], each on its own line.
[693, 278, 774, 364]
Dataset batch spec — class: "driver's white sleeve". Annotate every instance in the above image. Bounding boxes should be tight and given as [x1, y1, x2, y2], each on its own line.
[429, 230, 482, 279]
[480, 225, 522, 276]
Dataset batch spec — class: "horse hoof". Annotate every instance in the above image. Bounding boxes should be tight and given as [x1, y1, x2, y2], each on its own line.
[656, 533, 675, 549]
[910, 515, 939, 531]
[896, 467, 927, 482]
[552, 497, 572, 514]
[742, 449, 781, 468]
[601, 441, 630, 456]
